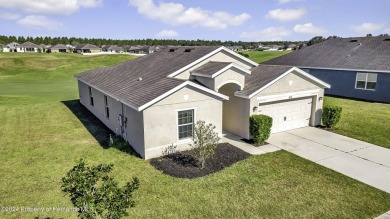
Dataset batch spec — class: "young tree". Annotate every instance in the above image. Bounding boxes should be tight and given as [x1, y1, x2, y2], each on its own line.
[61, 160, 140, 219]
[190, 120, 220, 169]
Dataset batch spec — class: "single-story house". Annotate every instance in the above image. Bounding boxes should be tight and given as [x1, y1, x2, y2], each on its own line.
[227, 46, 243, 52]
[264, 36, 390, 103]
[2, 42, 21, 52]
[74, 44, 101, 53]
[19, 42, 39, 52]
[75, 46, 330, 159]
[102, 45, 123, 53]
[48, 44, 68, 53]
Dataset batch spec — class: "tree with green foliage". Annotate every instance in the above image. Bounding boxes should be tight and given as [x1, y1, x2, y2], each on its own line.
[249, 115, 273, 145]
[61, 160, 140, 219]
[190, 120, 220, 169]
[307, 36, 326, 46]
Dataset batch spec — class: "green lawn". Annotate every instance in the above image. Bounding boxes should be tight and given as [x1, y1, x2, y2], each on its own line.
[0, 52, 389, 218]
[324, 97, 390, 149]
[240, 50, 291, 63]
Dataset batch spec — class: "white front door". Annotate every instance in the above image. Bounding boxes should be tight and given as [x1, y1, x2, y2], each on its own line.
[258, 97, 313, 133]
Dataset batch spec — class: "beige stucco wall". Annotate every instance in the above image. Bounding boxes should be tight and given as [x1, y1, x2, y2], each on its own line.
[248, 71, 325, 129]
[143, 86, 223, 159]
[175, 50, 255, 80]
[214, 68, 246, 91]
[78, 81, 145, 157]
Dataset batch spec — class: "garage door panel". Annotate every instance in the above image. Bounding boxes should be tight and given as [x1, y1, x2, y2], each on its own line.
[258, 97, 313, 133]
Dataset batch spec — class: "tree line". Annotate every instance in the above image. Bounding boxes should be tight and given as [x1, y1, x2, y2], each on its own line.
[0, 35, 303, 48]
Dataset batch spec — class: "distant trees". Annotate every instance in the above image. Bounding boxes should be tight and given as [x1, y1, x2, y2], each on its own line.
[307, 36, 326, 46]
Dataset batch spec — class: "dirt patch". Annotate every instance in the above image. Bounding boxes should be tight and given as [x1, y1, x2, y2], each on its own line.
[150, 143, 250, 179]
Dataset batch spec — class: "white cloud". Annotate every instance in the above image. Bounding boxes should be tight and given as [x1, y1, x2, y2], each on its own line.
[129, 0, 251, 29]
[266, 8, 306, 22]
[240, 27, 291, 41]
[156, 29, 178, 38]
[0, 0, 102, 15]
[351, 22, 385, 34]
[278, 0, 302, 4]
[0, 11, 20, 20]
[293, 23, 325, 35]
[17, 15, 63, 30]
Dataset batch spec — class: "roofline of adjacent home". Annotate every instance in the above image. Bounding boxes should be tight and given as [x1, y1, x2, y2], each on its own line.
[234, 66, 331, 99]
[297, 66, 390, 74]
[167, 46, 259, 78]
[75, 76, 229, 112]
[191, 63, 251, 78]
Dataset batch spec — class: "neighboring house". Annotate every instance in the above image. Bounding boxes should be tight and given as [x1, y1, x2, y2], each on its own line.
[102, 45, 123, 53]
[48, 44, 68, 53]
[227, 46, 243, 52]
[286, 44, 297, 50]
[268, 45, 282, 51]
[126, 45, 158, 54]
[75, 46, 329, 159]
[264, 36, 390, 103]
[19, 42, 39, 52]
[3, 42, 22, 52]
[74, 44, 101, 53]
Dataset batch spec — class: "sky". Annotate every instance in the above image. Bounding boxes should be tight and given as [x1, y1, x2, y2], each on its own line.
[0, 0, 389, 42]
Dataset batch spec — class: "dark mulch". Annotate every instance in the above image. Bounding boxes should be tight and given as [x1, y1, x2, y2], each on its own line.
[150, 143, 250, 179]
[240, 138, 268, 147]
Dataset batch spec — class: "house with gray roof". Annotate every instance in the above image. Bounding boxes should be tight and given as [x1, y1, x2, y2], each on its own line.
[102, 45, 123, 53]
[48, 44, 68, 53]
[74, 44, 101, 53]
[3, 42, 21, 52]
[19, 42, 39, 52]
[265, 36, 390, 103]
[75, 46, 329, 159]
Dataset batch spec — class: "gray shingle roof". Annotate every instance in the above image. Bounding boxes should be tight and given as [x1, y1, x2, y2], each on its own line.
[75, 46, 220, 108]
[264, 36, 390, 72]
[75, 44, 100, 50]
[50, 44, 68, 49]
[237, 65, 293, 96]
[192, 61, 232, 76]
[19, 42, 39, 48]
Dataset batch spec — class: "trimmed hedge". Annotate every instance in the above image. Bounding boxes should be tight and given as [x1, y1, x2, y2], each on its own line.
[249, 115, 273, 145]
[322, 105, 342, 128]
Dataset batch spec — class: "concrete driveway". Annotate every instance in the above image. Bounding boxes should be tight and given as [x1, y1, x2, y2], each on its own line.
[267, 127, 390, 194]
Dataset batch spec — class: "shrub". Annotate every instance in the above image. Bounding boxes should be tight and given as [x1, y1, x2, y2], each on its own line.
[190, 120, 220, 169]
[62, 160, 140, 219]
[322, 105, 342, 129]
[238, 52, 249, 58]
[249, 115, 273, 145]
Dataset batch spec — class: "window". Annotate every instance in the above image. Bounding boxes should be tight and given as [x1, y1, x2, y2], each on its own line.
[178, 109, 194, 140]
[356, 73, 377, 90]
[89, 86, 94, 106]
[104, 95, 109, 119]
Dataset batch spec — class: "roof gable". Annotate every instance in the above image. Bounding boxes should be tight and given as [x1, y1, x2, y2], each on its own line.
[191, 61, 251, 78]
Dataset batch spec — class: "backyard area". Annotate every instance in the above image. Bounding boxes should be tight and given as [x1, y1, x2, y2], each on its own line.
[0, 52, 389, 218]
[239, 50, 291, 63]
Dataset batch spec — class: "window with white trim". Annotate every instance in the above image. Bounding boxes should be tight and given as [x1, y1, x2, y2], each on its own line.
[104, 95, 109, 119]
[178, 109, 194, 140]
[89, 86, 94, 106]
[356, 73, 377, 90]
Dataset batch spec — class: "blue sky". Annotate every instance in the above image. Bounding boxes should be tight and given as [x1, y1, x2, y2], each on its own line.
[0, 0, 389, 41]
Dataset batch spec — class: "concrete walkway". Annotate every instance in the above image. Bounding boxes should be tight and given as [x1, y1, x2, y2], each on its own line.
[267, 127, 390, 194]
[222, 131, 280, 155]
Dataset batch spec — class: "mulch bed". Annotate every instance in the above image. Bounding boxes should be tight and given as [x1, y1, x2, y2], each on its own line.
[150, 143, 250, 179]
[240, 138, 268, 147]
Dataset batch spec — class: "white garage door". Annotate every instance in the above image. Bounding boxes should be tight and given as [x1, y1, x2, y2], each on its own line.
[258, 97, 312, 133]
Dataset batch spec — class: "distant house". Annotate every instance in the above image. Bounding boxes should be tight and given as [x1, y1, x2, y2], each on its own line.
[286, 44, 297, 50]
[48, 44, 68, 53]
[227, 46, 243, 52]
[268, 45, 282, 51]
[265, 36, 390, 103]
[19, 42, 39, 52]
[126, 45, 158, 54]
[3, 42, 22, 52]
[74, 44, 101, 53]
[102, 45, 123, 53]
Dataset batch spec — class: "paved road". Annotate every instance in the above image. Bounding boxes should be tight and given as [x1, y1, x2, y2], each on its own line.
[267, 127, 390, 194]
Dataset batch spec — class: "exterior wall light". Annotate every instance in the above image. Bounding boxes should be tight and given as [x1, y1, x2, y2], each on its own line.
[253, 106, 258, 112]
[319, 97, 323, 101]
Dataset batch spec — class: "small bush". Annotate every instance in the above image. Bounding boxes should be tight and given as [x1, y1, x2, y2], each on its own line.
[238, 52, 249, 58]
[249, 115, 273, 145]
[322, 105, 342, 129]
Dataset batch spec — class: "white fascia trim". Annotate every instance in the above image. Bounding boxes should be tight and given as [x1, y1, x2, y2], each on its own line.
[257, 89, 320, 103]
[298, 66, 390, 74]
[167, 47, 258, 78]
[192, 63, 251, 79]
[216, 80, 244, 90]
[75, 77, 139, 111]
[138, 81, 229, 111]
[235, 67, 331, 99]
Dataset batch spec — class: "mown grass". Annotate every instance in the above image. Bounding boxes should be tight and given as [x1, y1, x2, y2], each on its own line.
[324, 96, 390, 149]
[0, 52, 389, 218]
[240, 50, 291, 63]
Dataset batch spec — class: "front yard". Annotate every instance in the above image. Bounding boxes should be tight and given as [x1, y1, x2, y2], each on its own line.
[0, 53, 389, 218]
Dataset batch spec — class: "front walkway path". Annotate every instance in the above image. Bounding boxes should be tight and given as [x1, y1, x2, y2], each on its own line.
[222, 131, 280, 155]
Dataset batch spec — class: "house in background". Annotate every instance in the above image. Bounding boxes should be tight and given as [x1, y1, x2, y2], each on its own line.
[19, 42, 39, 52]
[75, 46, 329, 159]
[74, 44, 101, 53]
[264, 36, 390, 103]
[3, 42, 21, 52]
[102, 45, 123, 53]
[48, 44, 68, 53]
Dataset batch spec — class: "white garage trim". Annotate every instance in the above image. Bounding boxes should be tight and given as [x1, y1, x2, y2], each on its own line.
[257, 89, 320, 103]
